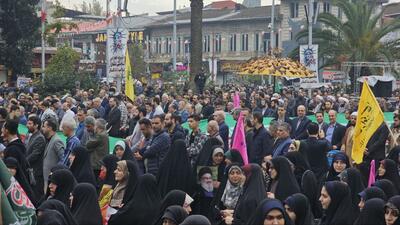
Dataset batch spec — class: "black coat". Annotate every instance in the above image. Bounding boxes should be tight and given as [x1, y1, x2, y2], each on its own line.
[252, 126, 272, 165]
[26, 131, 46, 177]
[322, 123, 346, 149]
[107, 107, 121, 137]
[366, 123, 389, 161]
[299, 137, 330, 182]
[4, 139, 30, 180]
[169, 125, 186, 145]
[291, 117, 311, 140]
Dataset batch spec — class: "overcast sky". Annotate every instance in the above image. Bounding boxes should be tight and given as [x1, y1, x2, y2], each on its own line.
[58, 0, 400, 15]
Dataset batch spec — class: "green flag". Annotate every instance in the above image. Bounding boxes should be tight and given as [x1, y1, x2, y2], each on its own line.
[0, 159, 36, 225]
[0, 184, 20, 225]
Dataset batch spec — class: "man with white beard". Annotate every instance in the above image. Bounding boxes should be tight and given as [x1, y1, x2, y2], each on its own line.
[192, 167, 215, 216]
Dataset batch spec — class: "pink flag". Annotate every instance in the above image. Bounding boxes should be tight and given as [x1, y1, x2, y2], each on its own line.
[233, 92, 240, 108]
[231, 112, 248, 165]
[368, 160, 376, 187]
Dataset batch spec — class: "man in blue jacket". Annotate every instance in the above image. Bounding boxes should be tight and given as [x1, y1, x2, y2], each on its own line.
[251, 112, 273, 165]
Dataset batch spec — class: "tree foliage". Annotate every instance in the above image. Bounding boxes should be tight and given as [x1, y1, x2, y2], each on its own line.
[128, 43, 146, 78]
[293, 0, 400, 66]
[0, 0, 40, 75]
[39, 46, 97, 95]
[81, 0, 104, 16]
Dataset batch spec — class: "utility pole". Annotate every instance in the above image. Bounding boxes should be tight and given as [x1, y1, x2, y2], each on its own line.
[172, 0, 177, 72]
[308, 0, 314, 47]
[270, 0, 275, 56]
[41, 0, 46, 82]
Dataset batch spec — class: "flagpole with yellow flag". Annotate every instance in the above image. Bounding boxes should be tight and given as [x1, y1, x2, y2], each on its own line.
[125, 48, 135, 102]
[352, 80, 385, 164]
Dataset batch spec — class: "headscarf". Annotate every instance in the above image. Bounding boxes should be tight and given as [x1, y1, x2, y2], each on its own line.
[233, 164, 266, 225]
[157, 139, 195, 197]
[377, 159, 400, 193]
[372, 179, 398, 198]
[358, 187, 387, 202]
[69, 146, 96, 186]
[245, 198, 292, 225]
[37, 199, 78, 225]
[180, 215, 211, 225]
[285, 151, 310, 186]
[153, 190, 187, 225]
[326, 152, 350, 182]
[100, 154, 119, 187]
[354, 198, 385, 225]
[387, 195, 400, 225]
[339, 168, 365, 220]
[270, 156, 301, 201]
[109, 174, 162, 225]
[195, 137, 224, 166]
[112, 140, 134, 161]
[301, 170, 323, 219]
[111, 160, 139, 208]
[37, 209, 68, 225]
[320, 181, 354, 225]
[48, 169, 77, 206]
[220, 165, 243, 209]
[285, 193, 314, 225]
[161, 205, 188, 225]
[71, 183, 102, 225]
[4, 157, 37, 206]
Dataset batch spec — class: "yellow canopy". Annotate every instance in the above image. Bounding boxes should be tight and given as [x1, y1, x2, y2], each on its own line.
[239, 57, 315, 78]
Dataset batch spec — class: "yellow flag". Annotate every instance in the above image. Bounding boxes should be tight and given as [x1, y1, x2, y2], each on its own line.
[125, 48, 135, 102]
[352, 81, 384, 164]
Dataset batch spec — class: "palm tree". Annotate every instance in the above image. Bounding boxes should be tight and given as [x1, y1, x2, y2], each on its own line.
[190, 0, 203, 89]
[294, 0, 400, 67]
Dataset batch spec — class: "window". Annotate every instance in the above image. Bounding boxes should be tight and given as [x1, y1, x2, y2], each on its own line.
[323, 2, 330, 13]
[165, 37, 172, 54]
[184, 37, 190, 53]
[203, 35, 210, 52]
[263, 32, 270, 53]
[229, 34, 237, 52]
[155, 38, 162, 54]
[241, 34, 248, 51]
[215, 34, 222, 53]
[290, 2, 299, 18]
[255, 33, 260, 52]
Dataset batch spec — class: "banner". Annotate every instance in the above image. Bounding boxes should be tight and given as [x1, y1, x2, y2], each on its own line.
[300, 45, 318, 74]
[125, 49, 135, 102]
[0, 159, 36, 225]
[107, 28, 128, 79]
[352, 81, 384, 164]
[231, 112, 248, 165]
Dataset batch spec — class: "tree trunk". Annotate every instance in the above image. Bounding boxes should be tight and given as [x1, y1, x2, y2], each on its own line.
[190, 0, 203, 90]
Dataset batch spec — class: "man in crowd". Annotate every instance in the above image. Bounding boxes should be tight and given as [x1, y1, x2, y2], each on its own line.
[61, 120, 80, 165]
[92, 97, 106, 119]
[186, 114, 208, 167]
[291, 105, 311, 140]
[165, 113, 186, 144]
[107, 96, 121, 137]
[315, 111, 327, 138]
[86, 118, 109, 179]
[206, 120, 224, 146]
[75, 108, 87, 141]
[322, 110, 346, 150]
[134, 118, 153, 174]
[59, 102, 76, 131]
[42, 118, 64, 193]
[272, 122, 292, 158]
[252, 112, 272, 164]
[25, 115, 46, 197]
[135, 115, 170, 176]
[213, 110, 229, 151]
[299, 122, 331, 182]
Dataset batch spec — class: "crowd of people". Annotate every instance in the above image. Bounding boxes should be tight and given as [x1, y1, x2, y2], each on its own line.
[2, 81, 400, 225]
